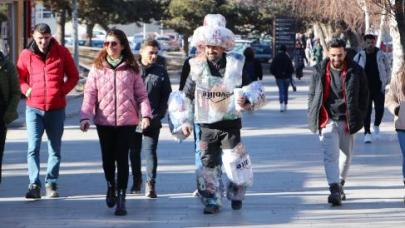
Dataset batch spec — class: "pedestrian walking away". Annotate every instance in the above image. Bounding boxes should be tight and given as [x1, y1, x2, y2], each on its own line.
[308, 38, 369, 206]
[0, 50, 20, 184]
[243, 47, 263, 82]
[270, 45, 294, 112]
[293, 40, 308, 80]
[129, 39, 172, 198]
[386, 65, 405, 201]
[354, 34, 391, 143]
[17, 23, 79, 199]
[80, 29, 152, 216]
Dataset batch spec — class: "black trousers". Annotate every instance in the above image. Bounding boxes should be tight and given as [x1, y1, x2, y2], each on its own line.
[129, 128, 160, 183]
[364, 90, 385, 134]
[96, 125, 135, 190]
[0, 111, 6, 184]
[199, 127, 241, 168]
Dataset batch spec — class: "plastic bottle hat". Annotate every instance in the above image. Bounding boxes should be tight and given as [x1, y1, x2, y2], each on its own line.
[191, 14, 235, 51]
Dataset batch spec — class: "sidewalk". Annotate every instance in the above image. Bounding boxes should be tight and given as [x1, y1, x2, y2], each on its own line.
[1, 69, 405, 227]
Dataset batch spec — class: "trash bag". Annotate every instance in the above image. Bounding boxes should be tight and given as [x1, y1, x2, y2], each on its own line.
[222, 143, 253, 187]
[167, 91, 193, 142]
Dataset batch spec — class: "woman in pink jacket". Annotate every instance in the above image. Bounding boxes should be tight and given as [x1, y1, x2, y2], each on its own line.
[80, 29, 152, 216]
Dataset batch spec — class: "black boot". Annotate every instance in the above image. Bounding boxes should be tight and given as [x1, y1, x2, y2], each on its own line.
[106, 182, 116, 208]
[145, 180, 157, 198]
[340, 179, 346, 201]
[328, 183, 342, 206]
[115, 190, 127, 216]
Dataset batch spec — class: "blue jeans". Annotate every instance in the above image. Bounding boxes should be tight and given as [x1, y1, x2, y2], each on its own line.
[26, 106, 65, 186]
[276, 79, 290, 104]
[194, 123, 202, 169]
[396, 131, 405, 178]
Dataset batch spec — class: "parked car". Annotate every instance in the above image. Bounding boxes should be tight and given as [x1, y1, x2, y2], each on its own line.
[251, 44, 272, 63]
[156, 35, 180, 51]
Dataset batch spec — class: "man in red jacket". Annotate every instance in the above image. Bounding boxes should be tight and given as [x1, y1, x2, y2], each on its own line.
[17, 23, 79, 199]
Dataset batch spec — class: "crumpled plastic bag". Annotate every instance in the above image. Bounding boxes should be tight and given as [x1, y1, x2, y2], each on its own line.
[167, 91, 193, 142]
[242, 81, 267, 111]
[222, 143, 253, 187]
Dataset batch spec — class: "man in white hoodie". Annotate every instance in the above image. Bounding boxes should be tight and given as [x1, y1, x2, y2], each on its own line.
[354, 34, 390, 143]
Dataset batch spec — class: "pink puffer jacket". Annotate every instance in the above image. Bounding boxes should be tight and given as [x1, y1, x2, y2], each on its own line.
[80, 61, 152, 126]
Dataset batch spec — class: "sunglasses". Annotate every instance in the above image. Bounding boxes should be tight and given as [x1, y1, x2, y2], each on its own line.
[103, 41, 118, 47]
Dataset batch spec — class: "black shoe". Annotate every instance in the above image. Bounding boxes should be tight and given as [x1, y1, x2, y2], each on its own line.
[231, 200, 242, 210]
[45, 183, 59, 198]
[328, 183, 342, 206]
[130, 178, 142, 194]
[114, 190, 127, 216]
[106, 182, 116, 208]
[292, 86, 297, 92]
[340, 180, 346, 201]
[203, 204, 220, 214]
[145, 180, 157, 198]
[25, 184, 41, 199]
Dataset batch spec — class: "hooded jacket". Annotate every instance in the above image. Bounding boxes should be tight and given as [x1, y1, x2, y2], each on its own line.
[0, 54, 21, 124]
[17, 38, 79, 111]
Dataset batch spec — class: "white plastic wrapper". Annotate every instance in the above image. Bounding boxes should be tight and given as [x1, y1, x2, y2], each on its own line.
[222, 143, 253, 187]
[203, 14, 226, 27]
[242, 81, 267, 111]
[191, 25, 235, 51]
[223, 52, 244, 90]
[167, 91, 193, 142]
[196, 166, 224, 206]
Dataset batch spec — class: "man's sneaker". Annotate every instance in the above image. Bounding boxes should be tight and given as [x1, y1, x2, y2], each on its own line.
[203, 204, 220, 214]
[192, 189, 200, 197]
[231, 200, 242, 210]
[373, 125, 380, 139]
[280, 103, 284, 112]
[327, 183, 342, 206]
[25, 184, 41, 199]
[364, 133, 372, 143]
[45, 183, 59, 198]
[130, 179, 142, 194]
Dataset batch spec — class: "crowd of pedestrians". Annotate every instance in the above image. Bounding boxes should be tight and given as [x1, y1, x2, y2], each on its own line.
[1, 16, 405, 217]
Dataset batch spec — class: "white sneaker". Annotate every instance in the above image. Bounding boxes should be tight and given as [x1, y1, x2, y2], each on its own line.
[280, 103, 284, 112]
[284, 104, 287, 112]
[192, 189, 200, 197]
[364, 133, 372, 143]
[373, 125, 380, 137]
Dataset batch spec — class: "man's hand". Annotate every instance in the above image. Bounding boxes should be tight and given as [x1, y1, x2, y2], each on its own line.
[181, 123, 192, 137]
[237, 96, 252, 110]
[80, 120, 90, 132]
[141, 117, 150, 129]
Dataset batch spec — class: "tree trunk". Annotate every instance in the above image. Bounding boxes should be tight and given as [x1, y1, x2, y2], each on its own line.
[357, 0, 370, 33]
[313, 22, 328, 56]
[183, 34, 189, 55]
[54, 9, 66, 46]
[376, 8, 387, 48]
[389, 0, 405, 78]
[85, 23, 95, 47]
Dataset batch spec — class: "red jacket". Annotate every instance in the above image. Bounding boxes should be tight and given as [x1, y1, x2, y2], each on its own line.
[17, 39, 79, 111]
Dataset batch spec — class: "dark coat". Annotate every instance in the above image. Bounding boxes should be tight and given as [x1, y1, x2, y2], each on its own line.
[140, 63, 172, 129]
[243, 58, 263, 81]
[308, 58, 369, 134]
[0, 56, 20, 124]
[270, 52, 294, 79]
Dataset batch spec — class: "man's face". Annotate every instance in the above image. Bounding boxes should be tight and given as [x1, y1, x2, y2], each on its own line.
[140, 46, 159, 66]
[205, 45, 225, 61]
[32, 31, 52, 52]
[365, 38, 376, 51]
[328, 47, 346, 68]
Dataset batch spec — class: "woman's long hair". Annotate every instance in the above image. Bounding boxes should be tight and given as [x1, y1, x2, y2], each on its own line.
[93, 28, 139, 73]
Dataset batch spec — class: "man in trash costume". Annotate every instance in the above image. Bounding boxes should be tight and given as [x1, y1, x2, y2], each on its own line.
[181, 14, 253, 214]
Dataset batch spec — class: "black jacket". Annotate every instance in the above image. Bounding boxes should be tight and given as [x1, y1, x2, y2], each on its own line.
[140, 63, 172, 129]
[270, 52, 294, 79]
[243, 58, 263, 81]
[308, 58, 369, 134]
